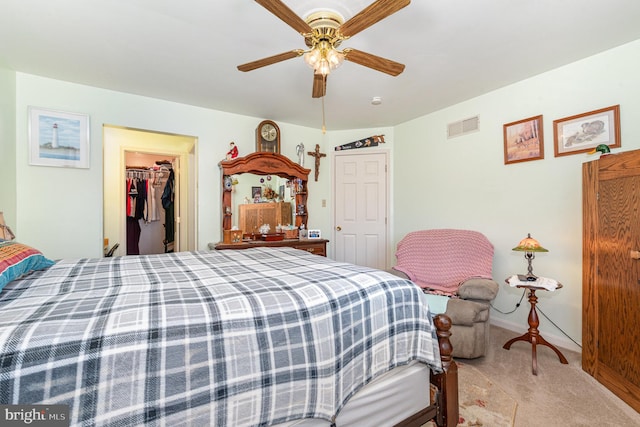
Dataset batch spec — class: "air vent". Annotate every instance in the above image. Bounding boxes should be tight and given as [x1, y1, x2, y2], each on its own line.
[447, 116, 480, 139]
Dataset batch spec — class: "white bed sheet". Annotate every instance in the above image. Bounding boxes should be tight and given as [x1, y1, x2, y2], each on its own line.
[274, 361, 431, 427]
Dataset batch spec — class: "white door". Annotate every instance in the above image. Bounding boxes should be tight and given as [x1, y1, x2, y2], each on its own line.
[333, 151, 389, 269]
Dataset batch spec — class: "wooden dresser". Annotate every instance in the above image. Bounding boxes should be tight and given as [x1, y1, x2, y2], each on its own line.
[213, 239, 328, 257]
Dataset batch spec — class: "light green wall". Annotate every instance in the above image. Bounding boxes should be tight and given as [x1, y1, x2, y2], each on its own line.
[394, 39, 640, 349]
[14, 74, 333, 258]
[0, 67, 16, 226]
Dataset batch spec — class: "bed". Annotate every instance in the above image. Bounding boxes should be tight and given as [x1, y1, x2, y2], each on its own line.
[0, 244, 458, 426]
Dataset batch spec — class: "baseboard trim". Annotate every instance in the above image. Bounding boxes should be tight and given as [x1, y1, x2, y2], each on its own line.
[490, 317, 582, 353]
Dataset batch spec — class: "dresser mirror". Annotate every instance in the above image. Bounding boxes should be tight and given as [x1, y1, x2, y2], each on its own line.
[220, 152, 310, 236]
[230, 174, 293, 235]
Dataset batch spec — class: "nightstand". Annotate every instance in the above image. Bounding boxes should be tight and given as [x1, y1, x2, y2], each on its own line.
[502, 279, 569, 375]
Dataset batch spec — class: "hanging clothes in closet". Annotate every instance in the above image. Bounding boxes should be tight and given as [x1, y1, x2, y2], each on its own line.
[147, 175, 161, 223]
[126, 172, 146, 255]
[126, 167, 170, 255]
[161, 169, 175, 253]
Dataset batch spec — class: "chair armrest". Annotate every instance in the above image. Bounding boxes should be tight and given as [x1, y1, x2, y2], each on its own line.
[445, 299, 489, 325]
[457, 278, 499, 301]
[387, 267, 410, 280]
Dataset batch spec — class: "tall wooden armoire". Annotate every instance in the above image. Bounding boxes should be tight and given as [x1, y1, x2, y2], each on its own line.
[583, 149, 640, 412]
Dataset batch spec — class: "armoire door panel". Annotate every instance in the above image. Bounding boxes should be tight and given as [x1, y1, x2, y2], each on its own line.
[583, 149, 640, 413]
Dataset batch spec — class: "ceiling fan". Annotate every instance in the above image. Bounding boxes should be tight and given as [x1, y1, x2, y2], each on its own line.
[237, 0, 410, 98]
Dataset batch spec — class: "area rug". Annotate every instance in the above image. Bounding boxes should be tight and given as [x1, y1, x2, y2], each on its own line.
[424, 362, 517, 427]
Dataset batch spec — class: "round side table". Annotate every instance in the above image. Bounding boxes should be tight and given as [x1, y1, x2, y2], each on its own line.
[502, 280, 569, 375]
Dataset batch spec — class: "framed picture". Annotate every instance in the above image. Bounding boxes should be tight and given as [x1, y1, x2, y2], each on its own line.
[251, 186, 261, 201]
[28, 107, 90, 168]
[503, 115, 544, 165]
[308, 229, 321, 239]
[553, 105, 620, 157]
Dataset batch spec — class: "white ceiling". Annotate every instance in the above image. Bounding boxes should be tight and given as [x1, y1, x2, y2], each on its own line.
[2, 0, 640, 130]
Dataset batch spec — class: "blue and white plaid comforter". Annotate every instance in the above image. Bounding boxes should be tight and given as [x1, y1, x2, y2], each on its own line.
[0, 247, 442, 426]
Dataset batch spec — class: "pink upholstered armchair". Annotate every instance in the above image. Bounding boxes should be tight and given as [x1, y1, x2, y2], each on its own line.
[389, 229, 499, 358]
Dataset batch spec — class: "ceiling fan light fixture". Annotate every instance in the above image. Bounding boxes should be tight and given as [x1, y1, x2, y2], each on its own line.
[303, 49, 322, 69]
[316, 59, 332, 76]
[239, 1, 409, 96]
[304, 40, 344, 76]
[326, 48, 344, 68]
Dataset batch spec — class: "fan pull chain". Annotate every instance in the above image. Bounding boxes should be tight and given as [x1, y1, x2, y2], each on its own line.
[321, 96, 326, 134]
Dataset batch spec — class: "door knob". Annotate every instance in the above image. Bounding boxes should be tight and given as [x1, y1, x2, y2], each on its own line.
[631, 250, 640, 259]
[336, 226, 342, 231]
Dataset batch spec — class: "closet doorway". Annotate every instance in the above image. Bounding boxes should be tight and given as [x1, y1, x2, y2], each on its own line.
[103, 125, 197, 257]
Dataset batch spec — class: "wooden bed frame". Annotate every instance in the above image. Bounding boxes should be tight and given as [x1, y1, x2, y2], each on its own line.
[395, 314, 459, 427]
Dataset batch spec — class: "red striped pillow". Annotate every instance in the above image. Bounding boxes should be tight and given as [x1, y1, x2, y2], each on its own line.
[0, 241, 55, 290]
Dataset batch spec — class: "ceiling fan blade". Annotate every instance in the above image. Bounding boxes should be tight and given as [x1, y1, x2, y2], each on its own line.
[312, 73, 327, 98]
[343, 48, 405, 76]
[255, 0, 313, 35]
[339, 0, 410, 38]
[237, 50, 303, 72]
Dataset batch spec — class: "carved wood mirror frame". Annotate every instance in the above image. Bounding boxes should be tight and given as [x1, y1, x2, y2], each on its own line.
[219, 152, 311, 232]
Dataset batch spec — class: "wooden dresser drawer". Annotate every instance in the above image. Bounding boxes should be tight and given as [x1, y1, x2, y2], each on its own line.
[293, 242, 326, 256]
[213, 239, 328, 257]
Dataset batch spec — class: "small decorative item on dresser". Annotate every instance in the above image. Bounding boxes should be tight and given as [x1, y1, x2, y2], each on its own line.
[252, 186, 261, 203]
[256, 120, 281, 153]
[226, 141, 238, 160]
[261, 233, 284, 241]
[283, 226, 298, 239]
[259, 224, 271, 234]
[223, 229, 243, 244]
[296, 143, 305, 166]
[224, 176, 233, 191]
[308, 229, 321, 239]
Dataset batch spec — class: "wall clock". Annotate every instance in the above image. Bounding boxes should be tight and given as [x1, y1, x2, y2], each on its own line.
[256, 120, 281, 154]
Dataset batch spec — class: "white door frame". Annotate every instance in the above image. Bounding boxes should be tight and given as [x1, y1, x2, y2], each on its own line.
[332, 149, 390, 269]
[103, 125, 197, 256]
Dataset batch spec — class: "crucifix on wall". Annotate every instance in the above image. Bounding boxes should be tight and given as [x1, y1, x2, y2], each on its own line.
[307, 144, 326, 182]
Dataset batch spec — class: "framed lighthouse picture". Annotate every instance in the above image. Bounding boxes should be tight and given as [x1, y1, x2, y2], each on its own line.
[28, 106, 90, 168]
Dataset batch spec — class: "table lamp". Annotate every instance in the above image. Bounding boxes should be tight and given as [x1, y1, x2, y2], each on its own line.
[512, 233, 548, 281]
[0, 211, 15, 241]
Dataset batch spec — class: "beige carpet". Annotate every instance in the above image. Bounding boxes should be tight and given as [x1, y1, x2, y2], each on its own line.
[463, 325, 640, 426]
[424, 362, 517, 427]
